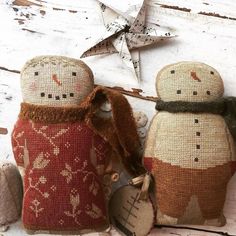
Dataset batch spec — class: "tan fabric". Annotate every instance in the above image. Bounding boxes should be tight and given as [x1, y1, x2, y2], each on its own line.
[0, 163, 23, 227]
[148, 112, 235, 169]
[21, 56, 94, 107]
[109, 185, 154, 236]
[156, 61, 224, 102]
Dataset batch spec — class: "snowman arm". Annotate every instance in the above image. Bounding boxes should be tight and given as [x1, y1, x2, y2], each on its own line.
[230, 140, 236, 176]
[143, 114, 160, 173]
[11, 119, 26, 168]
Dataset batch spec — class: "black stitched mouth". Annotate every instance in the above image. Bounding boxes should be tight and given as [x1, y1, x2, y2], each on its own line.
[42, 93, 74, 100]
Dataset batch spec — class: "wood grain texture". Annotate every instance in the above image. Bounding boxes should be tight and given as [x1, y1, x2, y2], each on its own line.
[0, 0, 236, 235]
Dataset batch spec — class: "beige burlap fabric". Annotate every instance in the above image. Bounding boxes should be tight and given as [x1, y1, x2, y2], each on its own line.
[0, 163, 23, 227]
[144, 62, 236, 226]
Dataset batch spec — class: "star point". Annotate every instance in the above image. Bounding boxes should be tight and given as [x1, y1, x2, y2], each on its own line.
[81, 0, 175, 82]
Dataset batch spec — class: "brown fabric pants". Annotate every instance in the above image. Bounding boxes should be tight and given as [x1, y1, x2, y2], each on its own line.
[151, 159, 231, 219]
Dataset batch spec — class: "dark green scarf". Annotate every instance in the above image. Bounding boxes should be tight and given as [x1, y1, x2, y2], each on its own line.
[155, 97, 236, 140]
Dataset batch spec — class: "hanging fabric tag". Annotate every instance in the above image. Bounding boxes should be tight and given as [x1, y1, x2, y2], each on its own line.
[109, 185, 155, 236]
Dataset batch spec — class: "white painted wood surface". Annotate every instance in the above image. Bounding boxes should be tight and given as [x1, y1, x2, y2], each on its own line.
[1, 0, 236, 235]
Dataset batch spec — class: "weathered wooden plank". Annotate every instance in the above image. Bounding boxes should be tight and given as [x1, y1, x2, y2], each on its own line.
[2, 0, 236, 99]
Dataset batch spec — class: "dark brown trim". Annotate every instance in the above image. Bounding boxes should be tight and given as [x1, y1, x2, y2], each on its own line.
[19, 103, 88, 123]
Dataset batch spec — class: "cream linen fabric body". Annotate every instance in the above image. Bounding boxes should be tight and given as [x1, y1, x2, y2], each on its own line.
[145, 112, 235, 169]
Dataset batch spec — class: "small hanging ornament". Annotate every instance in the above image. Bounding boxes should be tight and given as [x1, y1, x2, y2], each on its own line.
[109, 175, 155, 236]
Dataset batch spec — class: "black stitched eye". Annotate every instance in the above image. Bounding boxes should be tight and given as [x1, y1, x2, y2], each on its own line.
[70, 93, 74, 97]
[41, 92, 45, 97]
[171, 70, 175, 74]
[206, 90, 211, 95]
[35, 72, 39, 76]
[193, 91, 197, 95]
[210, 71, 214, 75]
[72, 72, 76, 76]
[177, 90, 181, 94]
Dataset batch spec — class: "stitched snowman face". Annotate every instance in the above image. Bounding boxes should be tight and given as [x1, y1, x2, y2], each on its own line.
[21, 56, 94, 106]
[156, 62, 224, 102]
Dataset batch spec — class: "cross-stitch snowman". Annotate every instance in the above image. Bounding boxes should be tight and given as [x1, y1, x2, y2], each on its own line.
[12, 56, 111, 234]
[144, 62, 236, 226]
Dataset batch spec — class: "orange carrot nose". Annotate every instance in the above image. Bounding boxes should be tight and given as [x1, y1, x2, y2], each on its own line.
[52, 74, 62, 86]
[191, 71, 201, 82]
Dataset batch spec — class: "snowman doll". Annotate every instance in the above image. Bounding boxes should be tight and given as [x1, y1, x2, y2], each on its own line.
[144, 61, 236, 226]
[12, 56, 143, 234]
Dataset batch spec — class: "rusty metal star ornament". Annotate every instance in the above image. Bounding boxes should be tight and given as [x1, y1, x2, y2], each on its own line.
[81, 0, 175, 82]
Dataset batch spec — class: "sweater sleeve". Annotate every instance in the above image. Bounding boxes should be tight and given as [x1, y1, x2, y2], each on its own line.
[11, 119, 26, 167]
[231, 141, 236, 176]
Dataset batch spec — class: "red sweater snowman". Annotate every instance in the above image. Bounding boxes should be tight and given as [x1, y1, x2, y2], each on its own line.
[12, 56, 111, 234]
